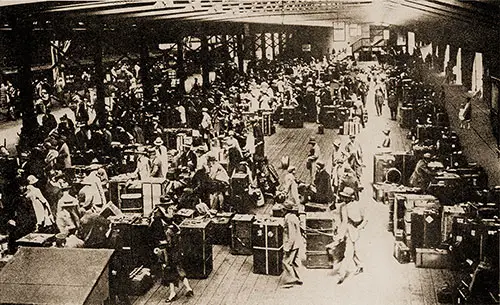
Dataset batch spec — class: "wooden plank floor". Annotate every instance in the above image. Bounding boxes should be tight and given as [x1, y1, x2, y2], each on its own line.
[134, 79, 458, 305]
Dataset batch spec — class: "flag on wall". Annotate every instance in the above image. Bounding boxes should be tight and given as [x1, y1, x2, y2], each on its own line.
[420, 43, 432, 61]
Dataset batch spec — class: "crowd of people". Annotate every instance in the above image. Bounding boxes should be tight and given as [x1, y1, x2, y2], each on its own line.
[0, 46, 411, 302]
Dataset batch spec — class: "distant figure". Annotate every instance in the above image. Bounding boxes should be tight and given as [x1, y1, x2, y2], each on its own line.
[459, 97, 472, 129]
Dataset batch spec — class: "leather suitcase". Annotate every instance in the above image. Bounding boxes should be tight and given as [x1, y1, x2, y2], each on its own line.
[305, 251, 332, 269]
[141, 178, 167, 216]
[180, 218, 213, 279]
[411, 207, 442, 252]
[305, 212, 334, 230]
[399, 106, 414, 129]
[261, 111, 273, 136]
[128, 267, 153, 296]
[373, 153, 396, 184]
[231, 173, 251, 214]
[174, 208, 195, 224]
[211, 215, 232, 245]
[252, 217, 284, 275]
[231, 214, 255, 255]
[415, 248, 450, 269]
[393, 241, 411, 264]
[306, 233, 333, 251]
[16, 233, 55, 247]
[401, 194, 438, 210]
[323, 110, 338, 129]
[253, 248, 283, 276]
[392, 152, 417, 186]
[441, 205, 466, 242]
[120, 193, 143, 214]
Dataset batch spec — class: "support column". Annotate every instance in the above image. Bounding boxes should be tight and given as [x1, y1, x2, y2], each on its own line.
[237, 33, 244, 74]
[140, 36, 153, 103]
[261, 32, 266, 60]
[13, 17, 38, 148]
[271, 32, 276, 60]
[201, 35, 210, 89]
[278, 32, 283, 58]
[93, 29, 106, 127]
[176, 36, 186, 94]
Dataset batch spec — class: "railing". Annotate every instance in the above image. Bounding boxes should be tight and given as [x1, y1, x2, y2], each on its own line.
[351, 37, 370, 53]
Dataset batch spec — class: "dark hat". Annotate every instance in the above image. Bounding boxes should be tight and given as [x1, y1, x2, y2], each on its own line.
[316, 160, 325, 168]
[287, 166, 296, 173]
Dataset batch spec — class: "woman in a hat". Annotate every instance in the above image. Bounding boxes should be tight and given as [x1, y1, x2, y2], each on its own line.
[336, 187, 367, 284]
[150, 205, 194, 302]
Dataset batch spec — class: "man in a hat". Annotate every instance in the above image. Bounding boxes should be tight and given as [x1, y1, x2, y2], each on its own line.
[56, 188, 80, 235]
[310, 161, 334, 204]
[387, 88, 398, 120]
[344, 134, 363, 180]
[200, 107, 212, 149]
[78, 176, 104, 213]
[133, 146, 151, 180]
[153, 136, 169, 178]
[150, 148, 165, 178]
[307, 136, 321, 183]
[207, 153, 229, 211]
[282, 166, 300, 205]
[331, 138, 346, 193]
[281, 200, 303, 288]
[338, 165, 361, 201]
[336, 187, 367, 284]
[409, 152, 435, 190]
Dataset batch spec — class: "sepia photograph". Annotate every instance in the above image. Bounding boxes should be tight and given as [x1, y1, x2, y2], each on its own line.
[0, 0, 498, 304]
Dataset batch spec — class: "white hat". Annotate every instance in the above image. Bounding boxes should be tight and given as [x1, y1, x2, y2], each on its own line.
[153, 137, 164, 146]
[27, 175, 39, 185]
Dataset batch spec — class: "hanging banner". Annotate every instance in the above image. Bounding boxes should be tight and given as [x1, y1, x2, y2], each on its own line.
[396, 32, 406, 46]
[455, 47, 462, 85]
[443, 44, 450, 74]
[420, 43, 432, 61]
[472, 52, 483, 94]
[407, 32, 415, 55]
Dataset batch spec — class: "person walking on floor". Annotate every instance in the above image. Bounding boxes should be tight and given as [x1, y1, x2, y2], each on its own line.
[150, 205, 194, 303]
[374, 82, 386, 117]
[281, 200, 303, 288]
[460, 97, 472, 129]
[336, 187, 367, 284]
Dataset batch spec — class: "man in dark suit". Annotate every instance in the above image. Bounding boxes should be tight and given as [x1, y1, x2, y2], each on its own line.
[311, 161, 334, 204]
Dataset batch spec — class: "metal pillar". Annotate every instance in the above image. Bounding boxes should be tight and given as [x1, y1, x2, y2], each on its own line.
[261, 32, 267, 60]
[176, 36, 186, 94]
[13, 17, 38, 146]
[92, 28, 106, 127]
[201, 35, 210, 89]
[140, 36, 153, 102]
[237, 33, 244, 73]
